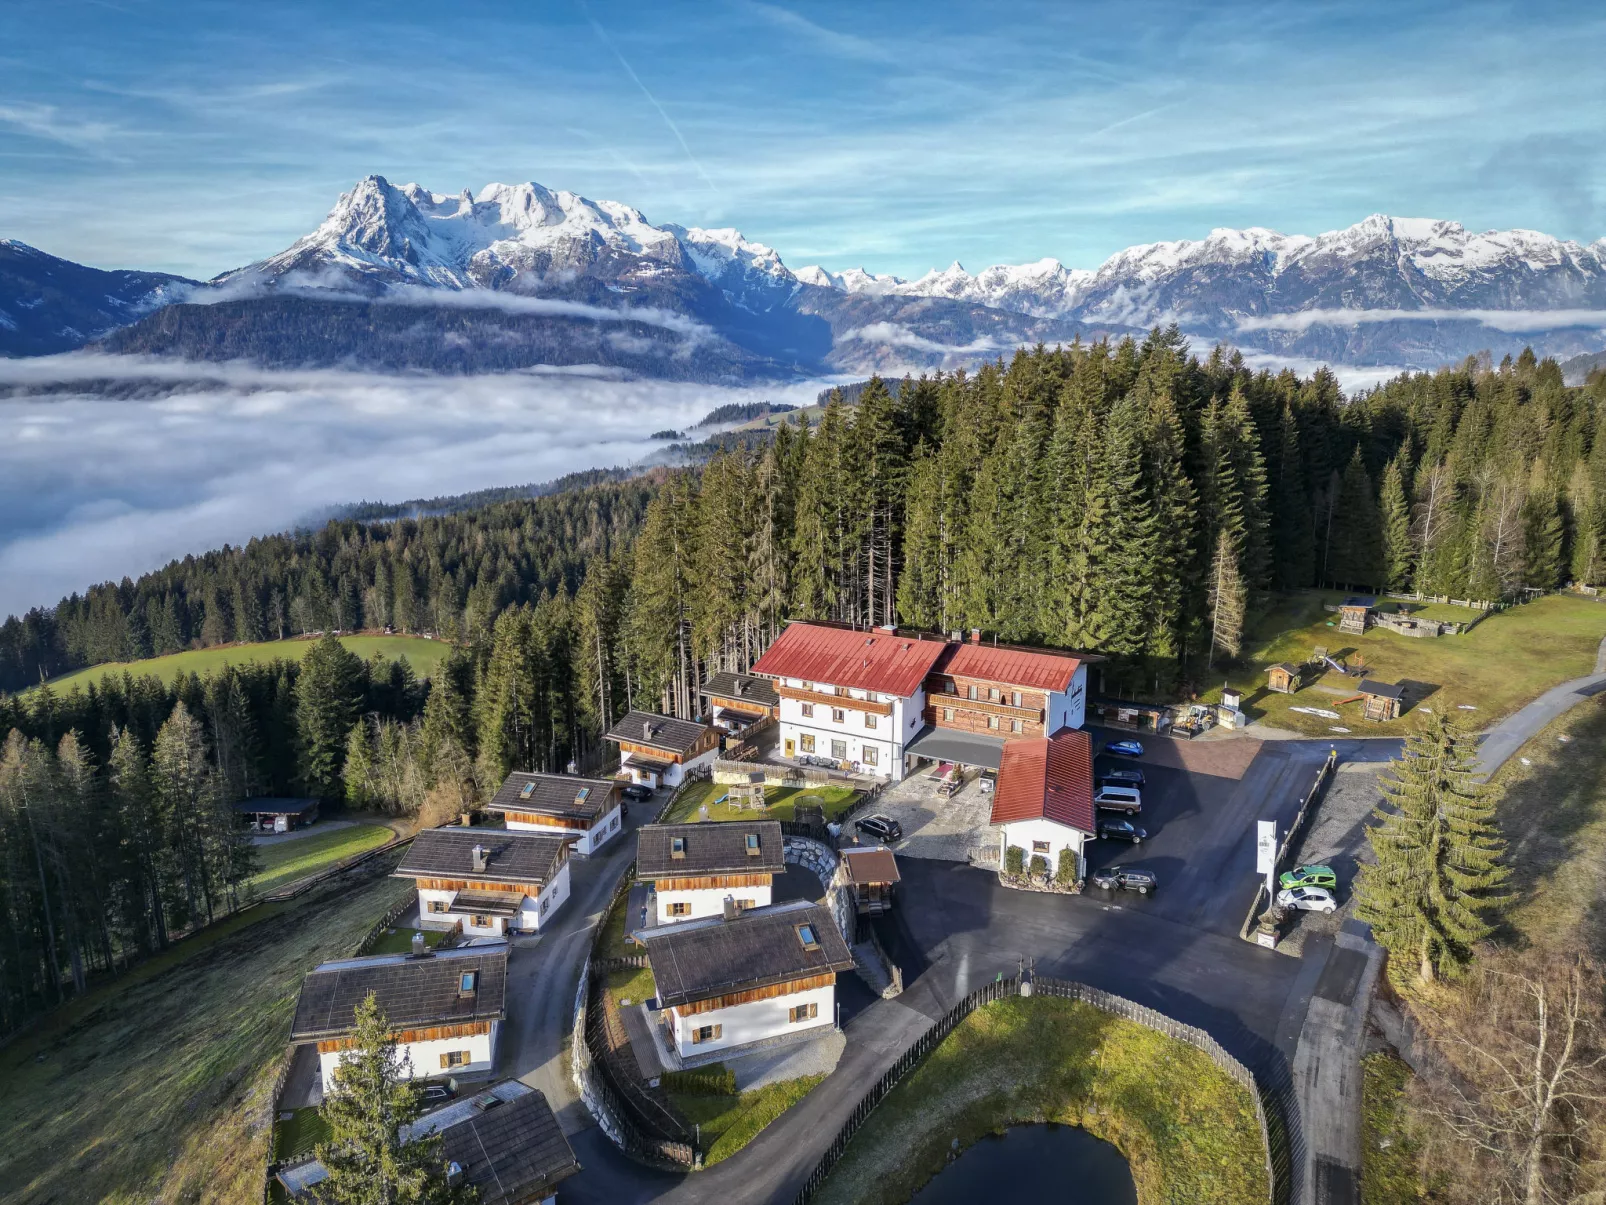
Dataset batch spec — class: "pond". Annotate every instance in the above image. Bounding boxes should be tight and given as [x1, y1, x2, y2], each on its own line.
[910, 1123, 1136, 1204]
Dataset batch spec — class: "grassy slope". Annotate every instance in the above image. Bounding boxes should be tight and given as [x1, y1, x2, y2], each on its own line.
[42, 634, 450, 694]
[670, 1074, 828, 1166]
[1208, 593, 1606, 736]
[0, 871, 413, 1205]
[246, 823, 395, 896]
[814, 995, 1266, 1205]
[1359, 1052, 1436, 1205]
[663, 780, 859, 824]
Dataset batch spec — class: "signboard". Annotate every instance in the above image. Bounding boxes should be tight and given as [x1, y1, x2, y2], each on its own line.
[1255, 820, 1277, 895]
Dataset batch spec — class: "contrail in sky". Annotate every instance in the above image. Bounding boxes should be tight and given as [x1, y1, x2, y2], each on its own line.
[579, 3, 721, 197]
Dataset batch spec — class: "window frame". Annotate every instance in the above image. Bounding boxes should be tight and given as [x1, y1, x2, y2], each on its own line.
[830, 739, 847, 761]
[800, 733, 816, 753]
[861, 745, 878, 766]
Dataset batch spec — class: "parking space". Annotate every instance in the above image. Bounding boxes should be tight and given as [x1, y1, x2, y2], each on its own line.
[858, 768, 998, 862]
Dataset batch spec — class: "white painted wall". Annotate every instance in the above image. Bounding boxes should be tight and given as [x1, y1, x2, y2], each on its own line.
[1000, 817, 1087, 876]
[668, 982, 835, 1057]
[415, 859, 571, 935]
[522, 859, 571, 931]
[655, 882, 772, 925]
[505, 803, 621, 855]
[1045, 665, 1088, 733]
[319, 1021, 499, 1093]
[777, 679, 920, 780]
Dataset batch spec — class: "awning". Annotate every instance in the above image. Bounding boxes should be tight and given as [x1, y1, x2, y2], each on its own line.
[451, 890, 524, 917]
[623, 752, 675, 772]
[903, 726, 1007, 771]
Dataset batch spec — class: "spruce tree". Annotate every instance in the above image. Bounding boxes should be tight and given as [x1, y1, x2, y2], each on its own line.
[1206, 531, 1247, 666]
[314, 992, 470, 1205]
[343, 721, 375, 809]
[1355, 713, 1509, 982]
[1327, 448, 1384, 589]
[1270, 402, 1316, 590]
[1379, 449, 1414, 591]
[1093, 391, 1159, 657]
[296, 634, 367, 799]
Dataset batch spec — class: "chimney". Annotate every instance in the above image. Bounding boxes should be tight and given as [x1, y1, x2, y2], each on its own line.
[411, 931, 427, 958]
[471, 844, 488, 872]
[969, 628, 981, 644]
[722, 896, 738, 921]
[643, 719, 653, 739]
[566, 759, 578, 775]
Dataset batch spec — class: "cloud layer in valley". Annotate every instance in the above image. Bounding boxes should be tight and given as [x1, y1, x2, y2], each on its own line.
[0, 356, 826, 619]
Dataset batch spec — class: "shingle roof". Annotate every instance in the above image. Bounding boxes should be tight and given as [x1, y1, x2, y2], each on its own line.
[750, 622, 950, 698]
[396, 828, 567, 886]
[1359, 679, 1405, 699]
[701, 671, 780, 710]
[485, 772, 618, 823]
[437, 1089, 580, 1205]
[840, 847, 900, 885]
[605, 710, 713, 754]
[289, 945, 508, 1040]
[640, 901, 855, 1007]
[934, 643, 1082, 692]
[232, 796, 320, 815]
[636, 821, 784, 880]
[990, 727, 1095, 833]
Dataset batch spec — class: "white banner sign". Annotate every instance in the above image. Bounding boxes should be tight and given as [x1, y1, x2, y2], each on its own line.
[1255, 820, 1277, 876]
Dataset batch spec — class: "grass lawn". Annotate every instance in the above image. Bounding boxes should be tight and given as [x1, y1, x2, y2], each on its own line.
[813, 995, 1267, 1205]
[669, 1074, 826, 1166]
[0, 872, 414, 1205]
[1360, 1052, 1435, 1205]
[274, 1106, 332, 1162]
[1207, 592, 1606, 736]
[363, 926, 448, 956]
[662, 780, 860, 824]
[42, 634, 450, 694]
[246, 823, 395, 896]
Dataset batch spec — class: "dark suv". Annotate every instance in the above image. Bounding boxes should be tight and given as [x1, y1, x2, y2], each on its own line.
[1089, 867, 1157, 894]
[1096, 817, 1147, 844]
[1096, 767, 1146, 789]
[620, 783, 654, 803]
[855, 815, 902, 842]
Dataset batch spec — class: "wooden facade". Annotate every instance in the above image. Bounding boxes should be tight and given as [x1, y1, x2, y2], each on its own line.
[644, 871, 775, 892]
[775, 683, 895, 716]
[416, 876, 548, 896]
[616, 728, 720, 764]
[1266, 664, 1300, 694]
[925, 674, 1048, 738]
[706, 693, 778, 721]
[317, 1019, 492, 1053]
[498, 810, 590, 831]
[672, 972, 836, 1016]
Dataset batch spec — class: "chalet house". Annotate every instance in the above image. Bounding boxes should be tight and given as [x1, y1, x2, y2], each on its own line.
[991, 727, 1096, 879]
[486, 770, 623, 857]
[636, 820, 785, 925]
[636, 899, 855, 1062]
[701, 671, 780, 730]
[404, 1082, 581, 1205]
[235, 796, 320, 833]
[837, 846, 900, 916]
[605, 710, 720, 789]
[397, 827, 571, 936]
[289, 943, 508, 1095]
[923, 637, 1087, 744]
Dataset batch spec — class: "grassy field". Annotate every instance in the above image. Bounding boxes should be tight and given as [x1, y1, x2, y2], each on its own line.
[813, 995, 1267, 1205]
[246, 823, 396, 896]
[43, 634, 451, 694]
[662, 780, 860, 824]
[0, 868, 413, 1204]
[363, 925, 449, 956]
[1359, 1052, 1435, 1204]
[669, 1073, 827, 1166]
[1206, 592, 1606, 736]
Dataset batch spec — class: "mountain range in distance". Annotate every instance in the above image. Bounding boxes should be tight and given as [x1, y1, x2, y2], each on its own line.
[5, 174, 1606, 384]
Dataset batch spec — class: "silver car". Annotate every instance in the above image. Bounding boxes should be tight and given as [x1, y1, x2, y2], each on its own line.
[1276, 885, 1338, 914]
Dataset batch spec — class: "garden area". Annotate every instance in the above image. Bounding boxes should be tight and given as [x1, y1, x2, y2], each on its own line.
[246, 822, 396, 897]
[664, 1067, 827, 1167]
[662, 779, 860, 824]
[1204, 592, 1606, 736]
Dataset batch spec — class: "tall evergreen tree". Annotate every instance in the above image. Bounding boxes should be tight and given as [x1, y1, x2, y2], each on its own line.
[295, 635, 367, 799]
[1379, 448, 1414, 591]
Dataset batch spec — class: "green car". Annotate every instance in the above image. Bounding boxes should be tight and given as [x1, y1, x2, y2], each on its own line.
[1279, 864, 1338, 891]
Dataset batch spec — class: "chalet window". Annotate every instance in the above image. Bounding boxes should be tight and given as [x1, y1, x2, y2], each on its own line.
[541, 896, 550, 912]
[471, 915, 493, 928]
[441, 1050, 470, 1069]
[801, 702, 814, 718]
[668, 901, 691, 916]
[830, 740, 846, 761]
[797, 924, 821, 951]
[800, 734, 816, 753]
[427, 900, 449, 913]
[942, 708, 953, 722]
[459, 970, 478, 997]
[864, 713, 877, 730]
[1032, 840, 1050, 854]
[671, 836, 686, 860]
[943, 680, 956, 694]
[788, 1002, 819, 1023]
[735, 898, 755, 910]
[831, 708, 845, 724]
[967, 685, 978, 700]
[520, 781, 537, 799]
[1012, 719, 1022, 734]
[989, 687, 999, 702]
[745, 832, 761, 856]
[1011, 691, 1022, 708]
[987, 716, 999, 730]
[692, 1024, 722, 1044]
[862, 746, 878, 767]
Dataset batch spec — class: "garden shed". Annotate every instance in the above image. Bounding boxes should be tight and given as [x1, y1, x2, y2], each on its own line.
[1266, 663, 1302, 694]
[1358, 679, 1404, 721]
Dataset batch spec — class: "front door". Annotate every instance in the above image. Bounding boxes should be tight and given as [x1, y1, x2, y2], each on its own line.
[784, 738, 795, 758]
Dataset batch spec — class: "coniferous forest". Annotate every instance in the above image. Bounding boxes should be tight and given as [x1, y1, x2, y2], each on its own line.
[2, 328, 1605, 1032]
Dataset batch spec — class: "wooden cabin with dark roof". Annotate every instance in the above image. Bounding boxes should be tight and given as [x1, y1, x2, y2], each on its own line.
[1359, 679, 1405, 721]
[396, 827, 571, 936]
[637, 820, 785, 925]
[837, 846, 901, 916]
[486, 771, 623, 856]
[635, 900, 854, 1063]
[605, 710, 720, 789]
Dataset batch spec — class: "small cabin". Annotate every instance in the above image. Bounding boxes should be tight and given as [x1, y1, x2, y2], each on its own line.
[605, 710, 721, 790]
[1358, 679, 1404, 721]
[1266, 663, 1302, 694]
[1338, 596, 1375, 635]
[838, 847, 901, 916]
[234, 796, 320, 833]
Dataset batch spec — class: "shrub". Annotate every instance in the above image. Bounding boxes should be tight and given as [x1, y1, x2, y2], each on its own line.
[1028, 854, 1050, 880]
[1055, 848, 1078, 886]
[1005, 845, 1026, 877]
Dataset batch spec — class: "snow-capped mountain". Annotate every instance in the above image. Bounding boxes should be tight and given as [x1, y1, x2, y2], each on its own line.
[0, 239, 196, 357]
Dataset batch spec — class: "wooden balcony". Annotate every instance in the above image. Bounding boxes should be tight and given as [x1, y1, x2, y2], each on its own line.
[926, 694, 1044, 723]
[775, 684, 894, 717]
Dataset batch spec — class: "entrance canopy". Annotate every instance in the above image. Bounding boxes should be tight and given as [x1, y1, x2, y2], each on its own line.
[904, 727, 1007, 771]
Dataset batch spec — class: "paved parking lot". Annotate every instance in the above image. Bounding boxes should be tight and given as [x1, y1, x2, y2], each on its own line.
[860, 766, 998, 862]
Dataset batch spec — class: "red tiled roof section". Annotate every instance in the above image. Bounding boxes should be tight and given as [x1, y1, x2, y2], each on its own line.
[937, 643, 1082, 692]
[990, 728, 1094, 832]
[750, 623, 950, 698]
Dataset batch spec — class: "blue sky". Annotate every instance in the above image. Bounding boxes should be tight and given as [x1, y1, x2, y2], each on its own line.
[3, 0, 1604, 280]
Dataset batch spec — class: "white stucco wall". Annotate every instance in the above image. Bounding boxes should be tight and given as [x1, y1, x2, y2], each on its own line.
[1000, 817, 1087, 876]
[669, 982, 835, 1057]
[505, 804, 621, 855]
[319, 1021, 499, 1093]
[655, 882, 772, 925]
[416, 859, 571, 935]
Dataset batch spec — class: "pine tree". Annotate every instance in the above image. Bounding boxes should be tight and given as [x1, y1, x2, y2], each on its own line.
[1379, 448, 1414, 591]
[1091, 391, 1159, 657]
[1206, 531, 1247, 667]
[314, 992, 471, 1205]
[1355, 713, 1509, 982]
[1271, 402, 1316, 590]
[1327, 448, 1384, 589]
[296, 635, 367, 799]
[344, 721, 375, 809]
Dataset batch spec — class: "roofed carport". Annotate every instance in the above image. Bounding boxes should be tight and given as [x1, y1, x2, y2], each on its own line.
[903, 726, 1007, 770]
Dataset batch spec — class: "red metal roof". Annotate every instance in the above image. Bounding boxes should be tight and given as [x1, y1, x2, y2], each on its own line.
[936, 643, 1082, 693]
[750, 623, 950, 698]
[990, 728, 1094, 833]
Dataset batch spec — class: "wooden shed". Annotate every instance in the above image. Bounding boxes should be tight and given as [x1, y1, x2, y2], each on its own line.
[1358, 679, 1404, 721]
[1338, 596, 1375, 635]
[1266, 663, 1302, 694]
[838, 847, 901, 916]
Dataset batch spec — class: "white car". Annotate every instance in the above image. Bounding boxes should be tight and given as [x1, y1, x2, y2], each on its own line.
[1277, 885, 1338, 914]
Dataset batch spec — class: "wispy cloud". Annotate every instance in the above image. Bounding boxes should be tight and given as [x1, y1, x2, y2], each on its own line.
[0, 103, 119, 152]
[737, 2, 893, 62]
[1235, 307, 1606, 334]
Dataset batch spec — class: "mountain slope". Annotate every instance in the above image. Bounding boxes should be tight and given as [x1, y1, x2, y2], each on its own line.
[0, 240, 196, 356]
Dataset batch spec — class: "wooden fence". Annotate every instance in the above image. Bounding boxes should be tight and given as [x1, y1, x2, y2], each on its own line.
[789, 972, 1283, 1205]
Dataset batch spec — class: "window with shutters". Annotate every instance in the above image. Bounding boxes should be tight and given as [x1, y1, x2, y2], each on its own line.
[942, 708, 953, 722]
[800, 733, 816, 753]
[427, 900, 449, 913]
[987, 716, 999, 730]
[692, 1024, 722, 1044]
[1032, 840, 1050, 853]
[1012, 691, 1022, 707]
[788, 1002, 819, 1023]
[967, 685, 978, 700]
[668, 901, 691, 916]
[472, 915, 492, 928]
[440, 1050, 470, 1069]
[1012, 719, 1022, 733]
[989, 687, 999, 701]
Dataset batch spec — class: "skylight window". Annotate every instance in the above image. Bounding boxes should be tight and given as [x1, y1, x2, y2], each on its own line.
[797, 924, 820, 951]
[459, 970, 478, 998]
[745, 832, 761, 856]
[519, 782, 536, 799]
[575, 786, 591, 805]
[671, 836, 686, 859]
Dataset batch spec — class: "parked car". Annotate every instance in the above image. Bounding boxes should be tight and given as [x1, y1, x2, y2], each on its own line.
[1097, 817, 1148, 843]
[1089, 867, 1157, 894]
[1277, 885, 1338, 914]
[855, 815, 903, 842]
[620, 783, 654, 803]
[1096, 766, 1146, 789]
[1092, 785, 1143, 815]
[419, 1083, 456, 1105]
[1278, 864, 1338, 891]
[1105, 739, 1145, 757]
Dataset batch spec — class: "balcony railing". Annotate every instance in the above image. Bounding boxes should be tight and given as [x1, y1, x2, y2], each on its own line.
[775, 684, 895, 717]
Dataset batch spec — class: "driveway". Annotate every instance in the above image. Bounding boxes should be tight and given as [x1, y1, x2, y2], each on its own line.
[867, 767, 997, 862]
